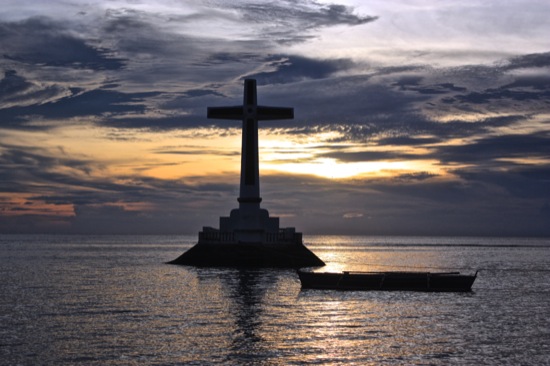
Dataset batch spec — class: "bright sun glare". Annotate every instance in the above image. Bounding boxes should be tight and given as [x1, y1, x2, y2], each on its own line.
[263, 158, 432, 179]
[259, 131, 439, 179]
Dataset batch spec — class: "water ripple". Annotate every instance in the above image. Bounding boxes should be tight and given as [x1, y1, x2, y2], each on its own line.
[1, 235, 549, 365]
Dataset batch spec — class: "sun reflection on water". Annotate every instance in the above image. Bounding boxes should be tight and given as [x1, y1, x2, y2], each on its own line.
[304, 235, 469, 274]
[3, 236, 549, 365]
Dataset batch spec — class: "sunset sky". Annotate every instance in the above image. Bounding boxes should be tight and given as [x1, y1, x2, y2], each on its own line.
[1, 0, 549, 236]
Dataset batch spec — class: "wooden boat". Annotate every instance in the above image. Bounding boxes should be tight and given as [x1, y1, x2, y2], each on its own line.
[298, 269, 477, 292]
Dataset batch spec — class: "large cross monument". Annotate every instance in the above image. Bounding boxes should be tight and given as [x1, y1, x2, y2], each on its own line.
[169, 79, 324, 267]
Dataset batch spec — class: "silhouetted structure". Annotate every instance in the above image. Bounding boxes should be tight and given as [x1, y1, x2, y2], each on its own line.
[169, 79, 324, 267]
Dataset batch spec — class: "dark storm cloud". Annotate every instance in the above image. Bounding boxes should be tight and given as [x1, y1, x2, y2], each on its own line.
[0, 88, 158, 129]
[503, 52, 550, 70]
[289, 102, 522, 145]
[0, 6, 546, 136]
[409, 115, 524, 140]
[0, 6, 372, 130]
[0, 71, 32, 96]
[1, 5, 544, 138]
[393, 78, 468, 95]
[96, 12, 264, 87]
[201, 52, 266, 66]
[340, 116, 549, 167]
[0, 70, 66, 108]
[0, 144, 96, 193]
[395, 172, 439, 181]
[377, 136, 442, 146]
[248, 55, 355, 84]
[435, 133, 550, 164]
[454, 164, 550, 201]
[100, 13, 200, 58]
[232, 0, 378, 44]
[501, 75, 550, 91]
[286, 114, 526, 161]
[0, 17, 125, 70]
[452, 86, 550, 104]
[0, 144, 87, 173]
[264, 75, 422, 125]
[400, 53, 550, 114]
[251, 50, 548, 139]
[3, 44, 546, 142]
[100, 71, 415, 131]
[257, 1, 376, 27]
[182, 89, 226, 98]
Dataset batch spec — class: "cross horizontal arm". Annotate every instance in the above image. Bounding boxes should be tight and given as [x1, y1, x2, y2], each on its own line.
[256, 106, 294, 120]
[207, 106, 243, 120]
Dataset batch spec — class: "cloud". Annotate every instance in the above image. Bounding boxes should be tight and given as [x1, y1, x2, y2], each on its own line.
[260, 171, 550, 236]
[452, 87, 550, 105]
[232, 0, 378, 45]
[377, 136, 442, 146]
[154, 148, 239, 157]
[0, 70, 68, 109]
[454, 164, 550, 201]
[0, 2, 549, 236]
[0, 88, 158, 129]
[1, 138, 549, 236]
[1, 17, 125, 70]
[248, 55, 355, 84]
[393, 77, 468, 95]
[396, 172, 439, 181]
[434, 133, 550, 164]
[0, 142, 242, 233]
[0, 144, 93, 188]
[503, 52, 550, 70]
[1, 5, 545, 136]
[319, 150, 420, 163]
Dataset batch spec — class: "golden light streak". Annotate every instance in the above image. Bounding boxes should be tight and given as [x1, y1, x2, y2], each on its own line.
[263, 158, 441, 179]
[2, 123, 446, 191]
[431, 111, 518, 123]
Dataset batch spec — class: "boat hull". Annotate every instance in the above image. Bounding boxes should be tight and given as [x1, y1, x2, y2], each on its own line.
[298, 270, 477, 292]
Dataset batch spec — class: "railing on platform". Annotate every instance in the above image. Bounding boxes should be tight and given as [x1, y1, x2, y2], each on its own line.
[199, 228, 301, 243]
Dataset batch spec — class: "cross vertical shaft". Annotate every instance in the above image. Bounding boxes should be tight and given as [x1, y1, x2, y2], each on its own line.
[240, 79, 260, 207]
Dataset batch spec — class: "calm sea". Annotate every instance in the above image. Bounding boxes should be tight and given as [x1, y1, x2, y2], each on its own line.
[1, 235, 549, 365]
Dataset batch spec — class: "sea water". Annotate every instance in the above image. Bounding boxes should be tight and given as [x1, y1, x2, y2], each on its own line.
[0, 235, 548, 365]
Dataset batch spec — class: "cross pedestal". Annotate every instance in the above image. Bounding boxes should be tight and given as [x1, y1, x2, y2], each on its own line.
[169, 79, 324, 267]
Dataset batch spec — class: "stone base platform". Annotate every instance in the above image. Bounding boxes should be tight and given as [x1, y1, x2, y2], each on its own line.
[167, 241, 325, 268]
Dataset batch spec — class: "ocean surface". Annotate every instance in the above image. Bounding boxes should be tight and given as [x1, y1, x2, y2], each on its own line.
[1, 235, 549, 365]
